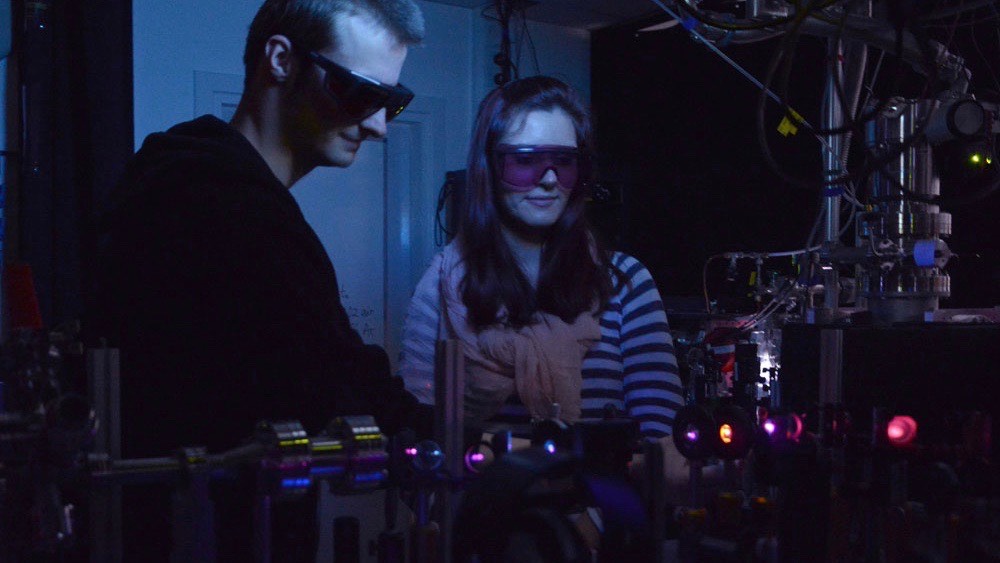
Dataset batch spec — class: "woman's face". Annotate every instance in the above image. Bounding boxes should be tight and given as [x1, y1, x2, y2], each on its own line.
[495, 108, 577, 235]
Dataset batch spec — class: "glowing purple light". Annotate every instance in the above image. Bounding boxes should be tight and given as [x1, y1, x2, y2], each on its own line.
[685, 429, 699, 442]
[404, 447, 417, 456]
[763, 420, 776, 435]
[470, 453, 485, 462]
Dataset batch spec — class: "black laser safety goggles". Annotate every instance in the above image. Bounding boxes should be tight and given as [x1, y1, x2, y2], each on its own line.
[307, 51, 414, 122]
[492, 144, 590, 191]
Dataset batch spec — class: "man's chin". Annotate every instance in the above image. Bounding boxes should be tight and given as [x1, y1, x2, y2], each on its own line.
[320, 149, 358, 169]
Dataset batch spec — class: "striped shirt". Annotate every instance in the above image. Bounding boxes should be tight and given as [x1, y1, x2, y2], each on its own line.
[398, 251, 683, 438]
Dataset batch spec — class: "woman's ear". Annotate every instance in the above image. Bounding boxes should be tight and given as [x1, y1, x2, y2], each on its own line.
[262, 34, 295, 83]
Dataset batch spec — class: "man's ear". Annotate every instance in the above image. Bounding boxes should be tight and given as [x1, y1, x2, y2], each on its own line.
[263, 34, 295, 83]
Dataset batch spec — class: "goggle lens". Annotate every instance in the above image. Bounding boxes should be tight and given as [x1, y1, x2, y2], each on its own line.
[310, 51, 414, 122]
[494, 145, 584, 191]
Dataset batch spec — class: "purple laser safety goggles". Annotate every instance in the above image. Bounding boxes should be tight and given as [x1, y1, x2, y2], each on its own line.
[492, 144, 588, 191]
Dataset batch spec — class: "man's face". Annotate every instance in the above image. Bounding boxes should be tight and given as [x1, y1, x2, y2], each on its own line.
[284, 13, 408, 168]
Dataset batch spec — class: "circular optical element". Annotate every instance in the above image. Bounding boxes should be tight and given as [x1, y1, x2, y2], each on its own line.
[886, 415, 918, 446]
[950, 99, 986, 138]
[464, 444, 495, 473]
[685, 425, 700, 443]
[786, 413, 804, 441]
[762, 420, 776, 436]
[713, 405, 755, 459]
[543, 440, 557, 454]
[672, 405, 715, 460]
[719, 424, 734, 445]
[412, 440, 445, 472]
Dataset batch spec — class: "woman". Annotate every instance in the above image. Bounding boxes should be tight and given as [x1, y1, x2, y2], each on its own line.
[399, 76, 682, 439]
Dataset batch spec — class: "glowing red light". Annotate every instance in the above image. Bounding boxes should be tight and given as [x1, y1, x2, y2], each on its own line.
[787, 414, 803, 441]
[719, 424, 734, 445]
[886, 415, 918, 446]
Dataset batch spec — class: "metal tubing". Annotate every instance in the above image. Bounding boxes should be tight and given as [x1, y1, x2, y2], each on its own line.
[434, 340, 464, 563]
[819, 40, 845, 409]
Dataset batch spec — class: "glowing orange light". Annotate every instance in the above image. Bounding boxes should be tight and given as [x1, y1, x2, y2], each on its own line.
[886, 415, 918, 446]
[719, 424, 734, 445]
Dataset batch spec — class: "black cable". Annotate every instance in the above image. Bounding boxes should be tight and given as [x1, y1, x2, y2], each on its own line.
[808, 26, 914, 137]
[803, 8, 905, 137]
[492, 0, 516, 84]
[793, 0, 956, 139]
[520, 7, 540, 76]
[995, 7, 1000, 55]
[754, 2, 837, 191]
[968, 17, 1000, 93]
[761, 1, 879, 186]
[807, 0, 897, 138]
[675, 0, 841, 32]
[919, 3, 963, 100]
[857, 50, 886, 118]
[434, 175, 457, 247]
[755, 7, 943, 192]
[923, 11, 1000, 29]
[514, 9, 523, 74]
[917, 0, 999, 22]
[827, 0, 861, 133]
[506, 5, 535, 80]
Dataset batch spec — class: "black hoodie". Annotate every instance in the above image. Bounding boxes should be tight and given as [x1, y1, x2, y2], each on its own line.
[91, 115, 429, 459]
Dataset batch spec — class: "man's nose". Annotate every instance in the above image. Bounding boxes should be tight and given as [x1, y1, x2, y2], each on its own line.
[360, 108, 388, 139]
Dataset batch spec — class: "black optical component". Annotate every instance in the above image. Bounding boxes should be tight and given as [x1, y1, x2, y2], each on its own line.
[712, 404, 755, 460]
[672, 404, 716, 461]
[307, 51, 414, 121]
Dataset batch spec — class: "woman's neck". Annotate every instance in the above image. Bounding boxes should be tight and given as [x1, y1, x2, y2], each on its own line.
[501, 227, 543, 288]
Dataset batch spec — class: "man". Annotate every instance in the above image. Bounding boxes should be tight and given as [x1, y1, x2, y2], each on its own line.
[89, 0, 429, 559]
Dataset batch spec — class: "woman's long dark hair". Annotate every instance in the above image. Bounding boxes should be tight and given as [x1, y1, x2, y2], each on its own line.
[459, 76, 617, 330]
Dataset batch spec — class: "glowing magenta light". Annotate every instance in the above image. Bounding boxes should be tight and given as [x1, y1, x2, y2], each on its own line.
[763, 420, 776, 435]
[886, 415, 918, 446]
[464, 449, 490, 473]
[404, 447, 417, 456]
[686, 429, 700, 442]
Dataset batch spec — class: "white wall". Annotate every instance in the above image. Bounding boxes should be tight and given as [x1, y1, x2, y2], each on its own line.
[132, 0, 590, 161]
[473, 15, 591, 104]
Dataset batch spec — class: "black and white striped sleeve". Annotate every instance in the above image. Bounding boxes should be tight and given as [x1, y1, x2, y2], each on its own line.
[615, 254, 684, 438]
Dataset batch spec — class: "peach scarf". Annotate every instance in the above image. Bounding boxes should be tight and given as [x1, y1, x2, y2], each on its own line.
[437, 242, 601, 425]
